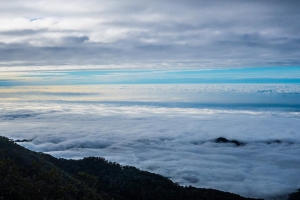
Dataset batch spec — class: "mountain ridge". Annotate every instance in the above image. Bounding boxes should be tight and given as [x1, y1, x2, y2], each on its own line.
[0, 136, 297, 200]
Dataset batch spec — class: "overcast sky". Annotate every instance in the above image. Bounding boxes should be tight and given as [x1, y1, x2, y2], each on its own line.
[1, 0, 300, 68]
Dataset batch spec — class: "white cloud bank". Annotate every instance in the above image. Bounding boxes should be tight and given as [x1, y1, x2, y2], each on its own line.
[1, 99, 300, 199]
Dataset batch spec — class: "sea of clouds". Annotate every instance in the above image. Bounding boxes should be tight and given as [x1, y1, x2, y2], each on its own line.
[1, 93, 300, 199]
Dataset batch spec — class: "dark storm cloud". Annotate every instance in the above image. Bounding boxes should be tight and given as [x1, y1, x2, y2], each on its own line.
[0, 29, 47, 36]
[0, 0, 299, 68]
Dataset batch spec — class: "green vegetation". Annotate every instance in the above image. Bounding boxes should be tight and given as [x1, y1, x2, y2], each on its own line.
[0, 135, 282, 200]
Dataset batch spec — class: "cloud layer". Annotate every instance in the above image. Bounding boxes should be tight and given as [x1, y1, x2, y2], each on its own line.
[1, 98, 300, 199]
[1, 0, 300, 67]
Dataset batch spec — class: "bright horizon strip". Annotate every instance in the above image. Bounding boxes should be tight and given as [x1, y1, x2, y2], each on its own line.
[1, 66, 300, 86]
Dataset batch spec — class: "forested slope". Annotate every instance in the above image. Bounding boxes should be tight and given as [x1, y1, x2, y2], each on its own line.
[0, 136, 282, 200]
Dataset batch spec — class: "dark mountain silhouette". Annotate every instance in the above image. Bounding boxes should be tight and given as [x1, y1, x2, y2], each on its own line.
[1, 135, 295, 200]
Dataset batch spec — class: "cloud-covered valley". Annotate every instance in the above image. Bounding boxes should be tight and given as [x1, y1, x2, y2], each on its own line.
[1, 99, 299, 199]
[1, 1, 300, 199]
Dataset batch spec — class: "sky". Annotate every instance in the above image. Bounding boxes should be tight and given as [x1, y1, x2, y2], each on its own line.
[0, 0, 300, 68]
[1, 1, 300, 199]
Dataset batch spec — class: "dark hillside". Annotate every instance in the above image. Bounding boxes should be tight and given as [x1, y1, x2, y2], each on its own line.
[49, 157, 260, 200]
[0, 136, 108, 200]
[288, 189, 300, 200]
[0, 136, 265, 200]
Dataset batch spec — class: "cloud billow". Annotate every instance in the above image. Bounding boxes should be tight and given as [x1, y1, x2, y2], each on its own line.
[1, 98, 300, 199]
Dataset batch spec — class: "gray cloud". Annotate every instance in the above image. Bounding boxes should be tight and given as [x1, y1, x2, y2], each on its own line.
[0, 0, 299, 68]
